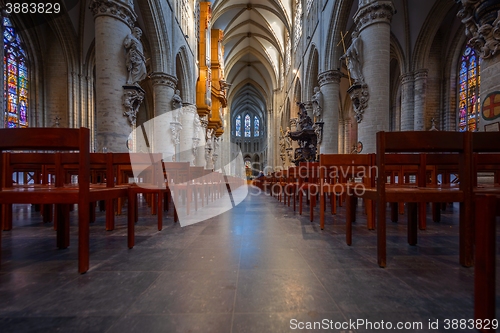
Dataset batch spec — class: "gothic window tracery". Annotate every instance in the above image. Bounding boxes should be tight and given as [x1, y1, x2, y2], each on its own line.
[293, 0, 302, 51]
[306, 0, 313, 13]
[254, 116, 259, 137]
[285, 35, 291, 74]
[177, 0, 191, 37]
[458, 46, 480, 132]
[3, 17, 28, 128]
[244, 114, 251, 137]
[235, 115, 241, 136]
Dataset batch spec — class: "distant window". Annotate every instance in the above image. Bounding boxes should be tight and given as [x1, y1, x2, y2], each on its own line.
[306, 0, 313, 13]
[285, 36, 291, 74]
[244, 114, 251, 137]
[235, 115, 241, 136]
[458, 46, 480, 132]
[3, 17, 28, 128]
[293, 0, 302, 51]
[254, 116, 259, 137]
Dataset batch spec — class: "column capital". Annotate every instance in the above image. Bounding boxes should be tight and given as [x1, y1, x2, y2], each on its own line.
[414, 69, 429, 81]
[318, 70, 342, 87]
[458, 0, 500, 59]
[400, 72, 414, 85]
[149, 72, 177, 89]
[354, 1, 395, 31]
[89, 0, 137, 30]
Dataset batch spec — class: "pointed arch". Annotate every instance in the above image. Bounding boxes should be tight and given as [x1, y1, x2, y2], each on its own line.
[304, 45, 319, 102]
[292, 78, 301, 118]
[175, 46, 194, 104]
[3, 17, 29, 128]
[136, 0, 172, 73]
[324, 0, 356, 71]
[412, 1, 457, 71]
[457, 45, 481, 132]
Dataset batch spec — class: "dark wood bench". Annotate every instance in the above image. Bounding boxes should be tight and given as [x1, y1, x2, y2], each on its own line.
[348, 131, 472, 268]
[319, 154, 375, 234]
[0, 127, 130, 273]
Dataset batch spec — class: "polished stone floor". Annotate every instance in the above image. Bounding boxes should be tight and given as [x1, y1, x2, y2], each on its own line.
[0, 187, 498, 333]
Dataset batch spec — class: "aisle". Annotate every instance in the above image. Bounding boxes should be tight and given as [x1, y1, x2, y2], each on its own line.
[0, 189, 495, 332]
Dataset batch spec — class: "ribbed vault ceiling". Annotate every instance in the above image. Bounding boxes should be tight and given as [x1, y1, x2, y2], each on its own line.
[212, 0, 291, 126]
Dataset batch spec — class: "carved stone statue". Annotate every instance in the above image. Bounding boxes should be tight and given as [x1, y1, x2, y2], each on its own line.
[284, 126, 292, 148]
[457, 3, 500, 60]
[311, 86, 323, 120]
[171, 90, 183, 123]
[122, 88, 144, 126]
[124, 27, 147, 85]
[206, 128, 214, 150]
[340, 30, 364, 85]
[279, 128, 286, 155]
[172, 89, 182, 109]
[288, 103, 318, 165]
[297, 103, 314, 130]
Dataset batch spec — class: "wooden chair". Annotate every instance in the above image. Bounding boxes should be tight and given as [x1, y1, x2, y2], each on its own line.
[58, 152, 130, 230]
[350, 131, 472, 268]
[319, 154, 375, 233]
[474, 194, 497, 332]
[163, 162, 191, 222]
[297, 162, 320, 222]
[274, 169, 286, 202]
[283, 167, 299, 210]
[190, 166, 207, 209]
[2, 152, 53, 230]
[202, 169, 223, 203]
[0, 127, 129, 273]
[126, 153, 169, 247]
[470, 131, 500, 330]
[424, 154, 460, 224]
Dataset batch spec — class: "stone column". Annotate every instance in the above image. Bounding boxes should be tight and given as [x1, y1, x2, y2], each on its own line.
[192, 109, 206, 167]
[338, 119, 345, 153]
[180, 104, 197, 165]
[458, 1, 500, 130]
[197, 116, 208, 168]
[213, 138, 220, 170]
[400, 72, 415, 131]
[90, 0, 137, 152]
[413, 69, 428, 131]
[318, 70, 342, 154]
[150, 72, 177, 160]
[267, 108, 274, 168]
[353, 0, 395, 153]
[344, 118, 352, 154]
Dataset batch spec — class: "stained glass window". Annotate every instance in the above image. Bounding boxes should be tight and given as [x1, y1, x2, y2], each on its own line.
[254, 116, 259, 137]
[235, 115, 241, 136]
[285, 36, 291, 74]
[306, 0, 314, 13]
[293, 0, 302, 51]
[244, 114, 251, 137]
[3, 17, 28, 128]
[458, 46, 480, 132]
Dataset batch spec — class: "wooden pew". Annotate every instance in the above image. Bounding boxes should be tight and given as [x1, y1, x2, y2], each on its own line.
[470, 132, 500, 330]
[349, 131, 472, 268]
[297, 162, 320, 222]
[283, 167, 299, 211]
[0, 128, 130, 273]
[319, 154, 375, 235]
